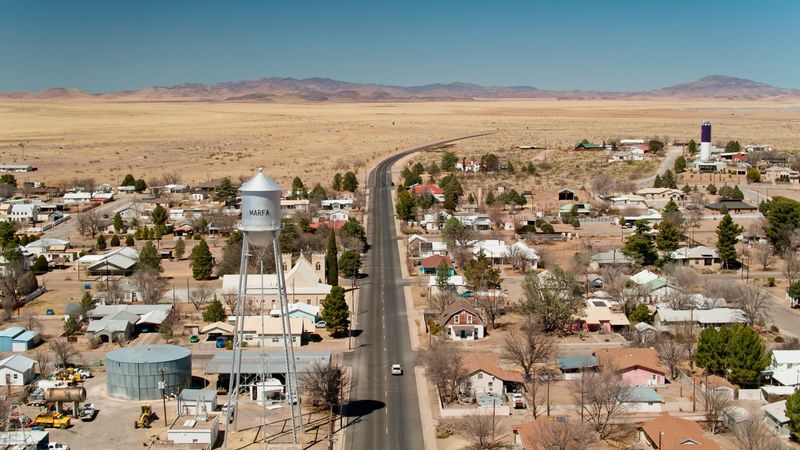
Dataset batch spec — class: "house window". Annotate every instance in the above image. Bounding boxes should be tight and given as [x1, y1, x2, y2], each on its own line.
[466, 315, 473, 324]
[454, 315, 460, 324]
[316, 262, 321, 271]
[704, 258, 712, 266]
[272, 337, 279, 343]
[488, 382, 493, 388]
[477, 373, 483, 379]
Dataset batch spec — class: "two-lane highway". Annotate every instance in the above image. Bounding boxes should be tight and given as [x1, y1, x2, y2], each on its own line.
[345, 134, 489, 450]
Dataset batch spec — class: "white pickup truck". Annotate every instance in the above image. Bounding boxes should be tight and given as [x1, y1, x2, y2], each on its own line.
[510, 393, 526, 409]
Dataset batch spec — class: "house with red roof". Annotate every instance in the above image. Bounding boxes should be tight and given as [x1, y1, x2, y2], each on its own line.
[459, 352, 523, 397]
[418, 255, 454, 275]
[411, 184, 444, 196]
[594, 347, 667, 386]
[437, 303, 485, 341]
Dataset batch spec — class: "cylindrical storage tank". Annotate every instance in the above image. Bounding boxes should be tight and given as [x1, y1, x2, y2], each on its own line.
[239, 168, 283, 247]
[700, 121, 712, 143]
[106, 345, 191, 401]
[44, 387, 86, 402]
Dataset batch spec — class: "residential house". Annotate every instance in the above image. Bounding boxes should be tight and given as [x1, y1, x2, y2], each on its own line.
[459, 353, 523, 397]
[455, 159, 480, 172]
[280, 199, 310, 215]
[558, 203, 592, 219]
[411, 184, 444, 200]
[269, 303, 320, 323]
[557, 188, 575, 201]
[653, 308, 747, 329]
[0, 354, 36, 386]
[694, 375, 736, 400]
[221, 255, 332, 309]
[226, 316, 310, 347]
[623, 386, 664, 413]
[595, 347, 667, 385]
[420, 211, 452, 231]
[669, 246, 721, 269]
[608, 148, 644, 162]
[87, 304, 173, 341]
[201, 322, 234, 339]
[635, 188, 686, 207]
[574, 142, 605, 150]
[705, 201, 757, 214]
[408, 234, 448, 258]
[320, 198, 354, 210]
[322, 209, 349, 222]
[22, 237, 79, 262]
[557, 355, 598, 380]
[437, 303, 486, 341]
[591, 249, 634, 267]
[630, 269, 659, 286]
[638, 413, 722, 449]
[608, 194, 648, 209]
[575, 301, 630, 333]
[771, 350, 800, 371]
[471, 240, 539, 268]
[77, 246, 140, 277]
[419, 255, 454, 274]
[762, 166, 800, 184]
[457, 214, 492, 231]
[622, 208, 663, 225]
[7, 203, 38, 224]
[428, 275, 465, 291]
[762, 400, 791, 438]
[641, 278, 682, 303]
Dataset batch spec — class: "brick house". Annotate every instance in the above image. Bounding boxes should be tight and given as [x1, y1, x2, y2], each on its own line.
[437, 303, 486, 341]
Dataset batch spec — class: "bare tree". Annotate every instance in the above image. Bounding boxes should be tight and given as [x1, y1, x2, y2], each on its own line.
[49, 338, 79, 368]
[502, 322, 554, 381]
[731, 409, 783, 450]
[76, 209, 106, 237]
[571, 369, 632, 439]
[534, 419, 598, 450]
[188, 283, 214, 310]
[703, 388, 732, 434]
[674, 321, 698, 368]
[665, 291, 693, 310]
[506, 245, 530, 272]
[751, 242, 775, 271]
[735, 285, 770, 326]
[589, 174, 615, 197]
[131, 269, 168, 305]
[656, 337, 687, 379]
[422, 339, 466, 404]
[784, 250, 800, 285]
[220, 289, 238, 314]
[99, 278, 124, 304]
[476, 292, 502, 331]
[430, 289, 455, 316]
[299, 361, 350, 450]
[20, 311, 41, 332]
[662, 263, 700, 291]
[161, 171, 182, 185]
[458, 413, 503, 450]
[34, 349, 51, 376]
[0, 258, 27, 320]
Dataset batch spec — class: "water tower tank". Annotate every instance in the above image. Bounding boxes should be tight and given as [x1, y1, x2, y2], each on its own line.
[239, 168, 283, 246]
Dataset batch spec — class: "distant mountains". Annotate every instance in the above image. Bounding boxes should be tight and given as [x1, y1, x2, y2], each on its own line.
[2, 75, 798, 101]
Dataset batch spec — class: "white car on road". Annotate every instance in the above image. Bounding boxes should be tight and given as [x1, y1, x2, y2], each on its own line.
[391, 364, 403, 375]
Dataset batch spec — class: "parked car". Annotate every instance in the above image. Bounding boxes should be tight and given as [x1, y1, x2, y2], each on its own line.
[80, 403, 97, 421]
[189, 335, 199, 343]
[391, 364, 403, 376]
[215, 337, 226, 348]
[48, 443, 70, 450]
[510, 393, 526, 409]
[315, 321, 327, 329]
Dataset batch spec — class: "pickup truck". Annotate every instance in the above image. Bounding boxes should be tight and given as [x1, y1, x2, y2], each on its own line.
[35, 412, 71, 429]
[80, 403, 97, 421]
[510, 393, 526, 409]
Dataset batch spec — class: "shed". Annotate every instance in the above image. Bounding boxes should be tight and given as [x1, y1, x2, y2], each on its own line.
[557, 188, 575, 201]
[177, 389, 218, 415]
[0, 354, 37, 386]
[557, 355, 598, 380]
[11, 330, 41, 352]
[167, 415, 219, 450]
[0, 327, 25, 352]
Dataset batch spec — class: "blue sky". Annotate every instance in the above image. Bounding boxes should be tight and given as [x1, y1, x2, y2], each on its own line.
[1, 0, 797, 92]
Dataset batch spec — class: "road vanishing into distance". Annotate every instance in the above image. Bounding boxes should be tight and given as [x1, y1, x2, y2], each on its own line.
[344, 133, 490, 450]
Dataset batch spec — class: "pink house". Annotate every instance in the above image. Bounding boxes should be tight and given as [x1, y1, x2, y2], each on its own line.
[594, 347, 666, 386]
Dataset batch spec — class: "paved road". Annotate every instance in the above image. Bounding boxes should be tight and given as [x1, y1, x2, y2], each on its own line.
[344, 134, 490, 450]
[636, 145, 684, 188]
[43, 196, 134, 240]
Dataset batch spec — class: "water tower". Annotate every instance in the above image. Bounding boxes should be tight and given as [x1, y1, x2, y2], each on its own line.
[222, 168, 303, 447]
[700, 121, 712, 162]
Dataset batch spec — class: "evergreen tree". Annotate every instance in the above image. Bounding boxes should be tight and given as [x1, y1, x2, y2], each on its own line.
[319, 286, 350, 337]
[338, 251, 362, 278]
[485, 191, 496, 206]
[763, 196, 800, 251]
[653, 174, 663, 188]
[695, 326, 731, 375]
[309, 183, 327, 201]
[342, 171, 359, 191]
[395, 190, 416, 221]
[113, 212, 123, 233]
[134, 178, 147, 193]
[331, 173, 342, 191]
[622, 221, 658, 266]
[786, 390, 800, 440]
[110, 234, 120, 247]
[682, 183, 692, 194]
[202, 296, 227, 322]
[656, 219, 681, 252]
[506, 161, 515, 174]
[663, 199, 679, 215]
[0, 222, 16, 249]
[31, 255, 49, 274]
[467, 193, 476, 204]
[725, 140, 741, 152]
[726, 325, 769, 384]
[706, 183, 717, 195]
[325, 230, 339, 286]
[174, 237, 185, 259]
[442, 192, 457, 212]
[190, 238, 214, 280]
[96, 234, 107, 251]
[121, 174, 136, 186]
[688, 139, 697, 154]
[213, 177, 237, 205]
[340, 218, 367, 247]
[662, 169, 677, 189]
[138, 241, 163, 272]
[716, 213, 743, 269]
[125, 235, 135, 246]
[290, 176, 308, 199]
[628, 303, 652, 324]
[673, 155, 687, 173]
[441, 152, 458, 171]
[19, 271, 38, 295]
[151, 204, 167, 231]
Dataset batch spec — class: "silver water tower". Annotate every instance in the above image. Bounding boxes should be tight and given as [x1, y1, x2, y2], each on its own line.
[223, 168, 303, 447]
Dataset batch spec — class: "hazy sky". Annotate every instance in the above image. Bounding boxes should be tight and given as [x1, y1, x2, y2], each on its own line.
[1, 0, 797, 92]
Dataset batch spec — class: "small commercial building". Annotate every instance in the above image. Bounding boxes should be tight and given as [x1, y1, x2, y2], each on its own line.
[177, 389, 218, 415]
[0, 354, 37, 386]
[167, 415, 219, 450]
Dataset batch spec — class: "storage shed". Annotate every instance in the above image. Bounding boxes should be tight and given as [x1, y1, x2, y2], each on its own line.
[177, 389, 218, 415]
[0, 327, 25, 352]
[11, 330, 41, 352]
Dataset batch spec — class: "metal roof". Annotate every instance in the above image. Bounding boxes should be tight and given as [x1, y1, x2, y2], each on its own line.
[0, 354, 36, 372]
[178, 388, 218, 402]
[205, 351, 330, 375]
[239, 169, 282, 193]
[12, 330, 40, 342]
[624, 386, 663, 403]
[557, 355, 598, 371]
[0, 327, 25, 338]
[107, 344, 191, 364]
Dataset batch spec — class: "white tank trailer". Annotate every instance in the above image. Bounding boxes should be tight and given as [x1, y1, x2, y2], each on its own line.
[700, 121, 712, 162]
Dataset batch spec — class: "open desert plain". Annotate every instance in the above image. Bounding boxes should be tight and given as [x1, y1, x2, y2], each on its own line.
[2, 97, 799, 186]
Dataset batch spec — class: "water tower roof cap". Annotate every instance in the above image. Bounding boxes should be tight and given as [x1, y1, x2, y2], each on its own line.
[239, 168, 281, 193]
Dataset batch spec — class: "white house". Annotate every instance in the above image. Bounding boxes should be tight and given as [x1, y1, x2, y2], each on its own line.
[321, 199, 354, 210]
[437, 304, 486, 341]
[654, 308, 747, 329]
[771, 350, 800, 371]
[7, 204, 38, 223]
[471, 240, 539, 268]
[459, 353, 523, 397]
[0, 354, 36, 386]
[669, 246, 721, 269]
[762, 400, 791, 438]
[226, 316, 311, 347]
[62, 192, 92, 204]
[323, 209, 349, 221]
[629, 269, 659, 286]
[622, 386, 664, 413]
[608, 195, 648, 209]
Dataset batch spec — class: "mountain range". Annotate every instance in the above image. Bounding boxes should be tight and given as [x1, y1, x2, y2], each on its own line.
[2, 75, 798, 101]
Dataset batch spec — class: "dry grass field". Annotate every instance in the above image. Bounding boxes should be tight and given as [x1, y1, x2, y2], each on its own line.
[0, 98, 798, 187]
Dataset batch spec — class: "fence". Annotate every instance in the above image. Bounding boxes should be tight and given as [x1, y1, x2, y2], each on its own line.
[435, 388, 510, 418]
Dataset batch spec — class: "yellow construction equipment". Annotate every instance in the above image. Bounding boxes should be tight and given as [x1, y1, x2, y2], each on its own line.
[34, 412, 71, 429]
[134, 405, 156, 429]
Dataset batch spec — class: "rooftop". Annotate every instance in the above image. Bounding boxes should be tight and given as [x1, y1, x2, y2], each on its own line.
[106, 344, 191, 364]
[639, 413, 721, 450]
[204, 351, 331, 375]
[595, 347, 665, 376]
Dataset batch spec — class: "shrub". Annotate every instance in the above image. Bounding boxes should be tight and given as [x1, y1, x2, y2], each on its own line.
[776, 336, 785, 343]
[768, 276, 776, 287]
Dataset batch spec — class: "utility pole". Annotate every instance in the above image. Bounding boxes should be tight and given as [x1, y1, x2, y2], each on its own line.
[160, 367, 167, 426]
